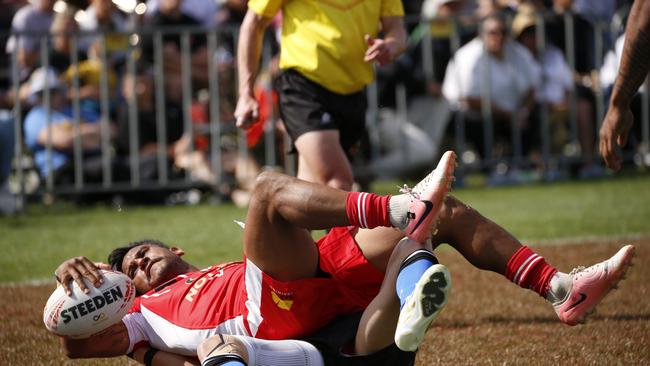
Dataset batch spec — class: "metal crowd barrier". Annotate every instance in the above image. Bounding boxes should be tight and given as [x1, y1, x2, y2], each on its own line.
[4, 9, 649, 209]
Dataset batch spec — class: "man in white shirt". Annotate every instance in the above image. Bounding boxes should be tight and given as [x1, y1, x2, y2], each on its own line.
[442, 13, 540, 161]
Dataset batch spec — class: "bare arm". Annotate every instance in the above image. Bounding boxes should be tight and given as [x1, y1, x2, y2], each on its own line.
[132, 347, 200, 366]
[599, 0, 650, 170]
[37, 121, 103, 150]
[610, 1, 650, 110]
[364, 16, 407, 66]
[60, 321, 130, 358]
[234, 10, 273, 128]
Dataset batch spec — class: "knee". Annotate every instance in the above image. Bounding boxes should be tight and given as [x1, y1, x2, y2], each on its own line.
[197, 335, 249, 364]
[251, 170, 287, 203]
[325, 176, 353, 191]
[440, 195, 476, 222]
[390, 237, 428, 265]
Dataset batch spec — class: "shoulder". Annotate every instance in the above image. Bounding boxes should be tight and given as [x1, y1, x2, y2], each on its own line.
[11, 5, 36, 27]
[456, 38, 482, 59]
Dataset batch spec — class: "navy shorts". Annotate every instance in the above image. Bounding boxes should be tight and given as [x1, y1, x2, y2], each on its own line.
[304, 312, 416, 366]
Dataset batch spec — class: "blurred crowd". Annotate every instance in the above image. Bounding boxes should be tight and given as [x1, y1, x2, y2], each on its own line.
[0, 0, 646, 212]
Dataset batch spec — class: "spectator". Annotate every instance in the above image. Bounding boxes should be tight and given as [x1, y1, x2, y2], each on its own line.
[23, 67, 112, 184]
[77, 0, 131, 69]
[442, 13, 540, 174]
[115, 62, 184, 181]
[5, 0, 55, 82]
[139, 0, 210, 102]
[546, 0, 603, 177]
[236, 0, 407, 190]
[513, 6, 572, 175]
[144, 0, 217, 28]
[49, 4, 86, 74]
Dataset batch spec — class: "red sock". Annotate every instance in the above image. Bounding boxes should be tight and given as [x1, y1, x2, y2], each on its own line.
[505, 246, 557, 297]
[345, 192, 392, 229]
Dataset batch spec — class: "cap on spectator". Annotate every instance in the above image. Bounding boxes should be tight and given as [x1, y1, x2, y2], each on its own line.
[512, 6, 537, 38]
[29, 67, 64, 98]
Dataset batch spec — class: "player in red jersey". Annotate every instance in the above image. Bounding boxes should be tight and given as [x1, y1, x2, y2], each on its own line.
[54, 152, 457, 365]
[53, 150, 634, 365]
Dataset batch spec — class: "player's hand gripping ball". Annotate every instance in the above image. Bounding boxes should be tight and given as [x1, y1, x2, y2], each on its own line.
[43, 270, 136, 338]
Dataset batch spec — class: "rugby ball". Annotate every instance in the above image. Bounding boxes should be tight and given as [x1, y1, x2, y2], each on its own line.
[43, 269, 136, 338]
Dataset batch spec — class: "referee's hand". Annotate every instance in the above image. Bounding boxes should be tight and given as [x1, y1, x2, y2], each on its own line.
[235, 93, 260, 129]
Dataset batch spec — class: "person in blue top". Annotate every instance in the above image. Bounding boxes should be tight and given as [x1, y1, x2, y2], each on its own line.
[23, 67, 112, 184]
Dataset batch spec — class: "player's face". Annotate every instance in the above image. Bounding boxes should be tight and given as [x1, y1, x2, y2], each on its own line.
[121, 244, 190, 294]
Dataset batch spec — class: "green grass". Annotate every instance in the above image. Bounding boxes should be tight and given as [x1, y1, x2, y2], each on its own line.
[1, 174, 649, 283]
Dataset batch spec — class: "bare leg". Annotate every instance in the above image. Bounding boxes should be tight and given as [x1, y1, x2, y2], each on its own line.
[243, 171, 349, 281]
[433, 195, 521, 273]
[354, 237, 430, 354]
[295, 130, 354, 190]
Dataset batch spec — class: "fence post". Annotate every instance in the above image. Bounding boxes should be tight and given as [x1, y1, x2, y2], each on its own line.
[154, 31, 169, 185]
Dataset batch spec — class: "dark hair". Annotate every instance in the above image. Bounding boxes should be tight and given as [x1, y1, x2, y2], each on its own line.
[108, 239, 169, 272]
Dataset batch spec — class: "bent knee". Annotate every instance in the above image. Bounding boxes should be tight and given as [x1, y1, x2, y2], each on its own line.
[251, 171, 288, 201]
[197, 334, 249, 363]
[440, 195, 476, 220]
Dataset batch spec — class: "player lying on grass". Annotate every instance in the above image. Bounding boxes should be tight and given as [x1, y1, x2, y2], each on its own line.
[53, 150, 635, 364]
[54, 151, 458, 364]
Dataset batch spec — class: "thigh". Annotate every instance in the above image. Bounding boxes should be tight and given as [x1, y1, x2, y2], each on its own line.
[243, 195, 318, 281]
[294, 130, 354, 188]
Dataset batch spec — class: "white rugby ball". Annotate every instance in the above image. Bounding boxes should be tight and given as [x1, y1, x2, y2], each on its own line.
[43, 269, 136, 338]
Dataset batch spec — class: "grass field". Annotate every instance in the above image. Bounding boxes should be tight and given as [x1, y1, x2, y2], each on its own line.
[0, 174, 649, 365]
[1, 174, 649, 283]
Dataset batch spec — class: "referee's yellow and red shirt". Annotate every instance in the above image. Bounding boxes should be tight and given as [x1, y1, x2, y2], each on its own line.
[248, 0, 404, 95]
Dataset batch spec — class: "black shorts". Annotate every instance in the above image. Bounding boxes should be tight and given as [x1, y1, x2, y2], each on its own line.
[303, 312, 416, 366]
[275, 69, 367, 152]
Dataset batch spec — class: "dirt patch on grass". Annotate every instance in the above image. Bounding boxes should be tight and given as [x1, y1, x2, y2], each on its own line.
[2, 240, 648, 365]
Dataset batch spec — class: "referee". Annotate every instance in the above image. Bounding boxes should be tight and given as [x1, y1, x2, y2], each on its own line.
[235, 0, 406, 190]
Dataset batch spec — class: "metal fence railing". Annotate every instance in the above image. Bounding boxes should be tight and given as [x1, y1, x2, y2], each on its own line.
[3, 9, 649, 209]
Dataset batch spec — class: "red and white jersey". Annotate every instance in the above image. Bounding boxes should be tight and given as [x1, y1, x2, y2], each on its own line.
[122, 261, 262, 356]
[122, 227, 385, 356]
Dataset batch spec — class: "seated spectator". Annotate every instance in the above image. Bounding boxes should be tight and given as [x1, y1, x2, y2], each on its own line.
[23, 67, 114, 184]
[139, 0, 210, 102]
[513, 6, 572, 176]
[442, 13, 540, 172]
[49, 4, 87, 73]
[545, 0, 603, 177]
[77, 0, 131, 70]
[115, 62, 184, 181]
[5, 0, 55, 82]
[144, 0, 217, 28]
[62, 55, 119, 113]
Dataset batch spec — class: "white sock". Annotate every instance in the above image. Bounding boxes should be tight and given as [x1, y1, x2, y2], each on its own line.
[545, 272, 572, 304]
[388, 194, 410, 230]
